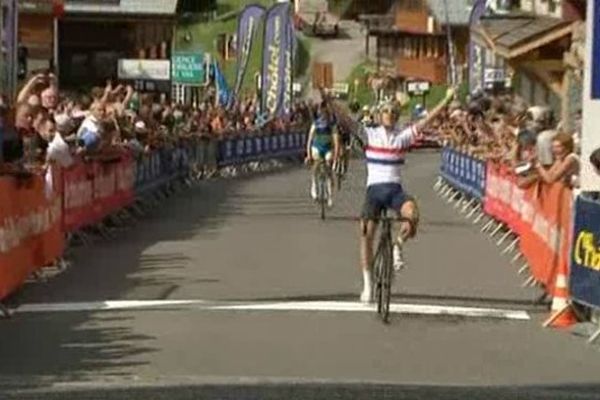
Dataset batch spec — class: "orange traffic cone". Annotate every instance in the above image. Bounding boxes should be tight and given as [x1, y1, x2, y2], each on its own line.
[543, 270, 578, 328]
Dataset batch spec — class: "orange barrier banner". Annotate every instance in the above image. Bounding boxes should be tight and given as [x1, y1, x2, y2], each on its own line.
[483, 161, 572, 292]
[0, 174, 64, 300]
[519, 182, 572, 291]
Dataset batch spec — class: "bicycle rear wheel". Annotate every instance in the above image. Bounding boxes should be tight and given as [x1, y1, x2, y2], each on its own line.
[373, 248, 384, 315]
[319, 172, 326, 220]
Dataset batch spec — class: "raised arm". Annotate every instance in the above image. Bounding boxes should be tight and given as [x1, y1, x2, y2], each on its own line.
[305, 123, 316, 161]
[17, 74, 45, 103]
[415, 87, 455, 132]
[121, 85, 135, 111]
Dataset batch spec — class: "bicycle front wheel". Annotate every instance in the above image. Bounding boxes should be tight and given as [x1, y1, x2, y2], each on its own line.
[380, 242, 393, 323]
[319, 174, 326, 220]
[374, 226, 393, 323]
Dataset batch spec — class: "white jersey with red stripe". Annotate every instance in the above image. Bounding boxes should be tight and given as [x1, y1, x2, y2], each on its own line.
[363, 124, 418, 187]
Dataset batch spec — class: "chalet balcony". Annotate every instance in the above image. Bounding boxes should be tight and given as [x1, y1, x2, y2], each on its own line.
[397, 56, 447, 84]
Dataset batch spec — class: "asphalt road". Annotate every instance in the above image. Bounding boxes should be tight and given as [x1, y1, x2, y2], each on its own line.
[3, 151, 600, 399]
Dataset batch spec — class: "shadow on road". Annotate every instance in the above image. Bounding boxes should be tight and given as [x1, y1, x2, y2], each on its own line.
[223, 291, 549, 311]
[0, 165, 311, 387]
[4, 381, 600, 400]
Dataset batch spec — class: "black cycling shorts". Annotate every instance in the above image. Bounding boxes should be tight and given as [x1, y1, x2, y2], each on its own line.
[361, 183, 414, 220]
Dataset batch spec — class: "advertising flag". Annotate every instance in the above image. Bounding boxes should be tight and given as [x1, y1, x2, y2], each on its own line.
[467, 0, 487, 94]
[214, 60, 231, 106]
[231, 5, 266, 105]
[260, 2, 291, 117]
[283, 19, 296, 115]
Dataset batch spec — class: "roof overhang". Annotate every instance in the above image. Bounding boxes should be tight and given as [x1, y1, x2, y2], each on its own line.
[472, 14, 573, 59]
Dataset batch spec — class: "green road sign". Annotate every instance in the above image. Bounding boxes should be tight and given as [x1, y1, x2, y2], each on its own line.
[172, 52, 204, 85]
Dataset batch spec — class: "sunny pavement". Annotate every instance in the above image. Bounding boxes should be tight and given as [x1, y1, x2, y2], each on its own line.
[2, 151, 600, 399]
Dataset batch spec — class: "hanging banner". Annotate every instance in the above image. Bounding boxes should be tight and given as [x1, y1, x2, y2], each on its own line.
[260, 2, 291, 117]
[581, 0, 600, 190]
[118, 59, 171, 81]
[231, 5, 266, 103]
[214, 60, 231, 106]
[467, 0, 487, 94]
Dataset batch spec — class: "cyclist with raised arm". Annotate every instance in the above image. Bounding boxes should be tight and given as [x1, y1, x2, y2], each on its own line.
[355, 88, 456, 303]
[305, 101, 340, 207]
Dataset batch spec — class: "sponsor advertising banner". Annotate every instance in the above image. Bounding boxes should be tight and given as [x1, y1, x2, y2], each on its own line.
[260, 2, 291, 116]
[232, 5, 266, 101]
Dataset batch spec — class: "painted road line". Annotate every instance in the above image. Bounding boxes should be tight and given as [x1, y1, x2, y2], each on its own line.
[16, 300, 209, 313]
[209, 301, 531, 320]
[14, 300, 530, 320]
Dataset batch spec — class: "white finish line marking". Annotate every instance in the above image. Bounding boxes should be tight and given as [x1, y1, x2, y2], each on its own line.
[13, 300, 530, 320]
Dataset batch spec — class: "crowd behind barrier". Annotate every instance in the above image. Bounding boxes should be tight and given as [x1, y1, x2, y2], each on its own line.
[432, 89, 600, 330]
[0, 129, 308, 305]
[439, 146, 600, 329]
[0, 69, 317, 308]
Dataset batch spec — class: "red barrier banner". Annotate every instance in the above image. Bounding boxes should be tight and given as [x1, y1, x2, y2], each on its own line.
[63, 156, 135, 232]
[508, 180, 525, 235]
[63, 162, 95, 232]
[0, 174, 64, 300]
[483, 163, 501, 217]
[484, 163, 513, 226]
[92, 156, 135, 219]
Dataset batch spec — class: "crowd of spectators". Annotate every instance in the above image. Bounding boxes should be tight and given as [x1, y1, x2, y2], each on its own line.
[433, 91, 589, 191]
[0, 71, 313, 180]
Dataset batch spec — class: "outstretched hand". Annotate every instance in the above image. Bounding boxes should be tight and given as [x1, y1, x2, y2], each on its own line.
[445, 87, 457, 101]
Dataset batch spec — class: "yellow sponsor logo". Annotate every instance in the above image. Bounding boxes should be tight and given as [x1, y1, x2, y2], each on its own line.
[574, 231, 600, 270]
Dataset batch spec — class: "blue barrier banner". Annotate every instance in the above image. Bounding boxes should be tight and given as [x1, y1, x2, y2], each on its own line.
[440, 147, 486, 200]
[245, 138, 254, 158]
[235, 137, 245, 160]
[214, 132, 306, 165]
[570, 196, 600, 308]
[255, 137, 263, 155]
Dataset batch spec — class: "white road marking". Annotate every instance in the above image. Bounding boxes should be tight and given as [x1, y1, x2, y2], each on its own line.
[13, 300, 530, 320]
[16, 300, 208, 313]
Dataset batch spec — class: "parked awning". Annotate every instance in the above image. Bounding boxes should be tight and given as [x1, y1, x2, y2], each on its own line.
[64, 0, 179, 17]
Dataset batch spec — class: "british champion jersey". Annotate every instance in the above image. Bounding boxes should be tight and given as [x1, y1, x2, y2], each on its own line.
[363, 124, 418, 186]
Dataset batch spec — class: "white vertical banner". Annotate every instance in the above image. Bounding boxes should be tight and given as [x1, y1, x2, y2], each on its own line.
[581, 0, 600, 190]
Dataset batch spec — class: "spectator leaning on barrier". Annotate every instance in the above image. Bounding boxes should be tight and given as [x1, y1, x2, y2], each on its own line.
[534, 132, 580, 188]
[77, 102, 106, 154]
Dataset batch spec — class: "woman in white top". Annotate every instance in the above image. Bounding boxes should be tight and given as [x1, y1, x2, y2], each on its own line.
[534, 132, 579, 188]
